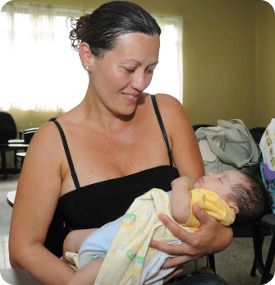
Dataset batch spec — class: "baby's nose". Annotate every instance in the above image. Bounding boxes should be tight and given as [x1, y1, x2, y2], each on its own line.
[207, 172, 216, 178]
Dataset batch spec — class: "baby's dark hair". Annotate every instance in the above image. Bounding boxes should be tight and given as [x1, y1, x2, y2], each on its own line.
[228, 171, 270, 225]
[68, 1, 161, 57]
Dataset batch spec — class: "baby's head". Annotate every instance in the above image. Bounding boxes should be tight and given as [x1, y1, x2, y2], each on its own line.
[194, 170, 270, 224]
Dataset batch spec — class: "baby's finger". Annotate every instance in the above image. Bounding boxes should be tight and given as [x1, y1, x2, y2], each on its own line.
[149, 239, 187, 255]
[163, 267, 183, 283]
[162, 254, 200, 268]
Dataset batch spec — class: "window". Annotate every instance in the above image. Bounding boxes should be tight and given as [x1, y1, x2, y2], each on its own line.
[0, 2, 183, 111]
[148, 15, 183, 103]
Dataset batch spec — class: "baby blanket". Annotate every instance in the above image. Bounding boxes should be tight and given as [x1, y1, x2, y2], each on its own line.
[94, 189, 193, 285]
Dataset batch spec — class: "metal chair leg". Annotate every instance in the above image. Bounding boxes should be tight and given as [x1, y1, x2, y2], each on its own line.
[251, 224, 265, 276]
[261, 235, 275, 284]
[1, 150, 7, 180]
[208, 254, 215, 273]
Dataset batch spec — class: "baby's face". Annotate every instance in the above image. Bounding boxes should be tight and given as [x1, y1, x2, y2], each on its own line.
[193, 170, 246, 201]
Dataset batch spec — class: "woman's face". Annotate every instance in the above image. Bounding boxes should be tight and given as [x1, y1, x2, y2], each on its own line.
[89, 32, 160, 116]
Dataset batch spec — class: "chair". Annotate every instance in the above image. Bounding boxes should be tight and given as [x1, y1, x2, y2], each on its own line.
[0, 112, 18, 179]
[231, 214, 271, 278]
[0, 112, 28, 179]
[192, 124, 214, 132]
[259, 214, 275, 284]
[23, 128, 39, 144]
[249, 127, 267, 149]
[231, 127, 273, 279]
[254, 122, 275, 284]
[13, 127, 39, 169]
[0, 112, 18, 143]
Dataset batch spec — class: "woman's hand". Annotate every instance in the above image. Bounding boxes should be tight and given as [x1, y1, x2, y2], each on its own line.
[150, 203, 233, 268]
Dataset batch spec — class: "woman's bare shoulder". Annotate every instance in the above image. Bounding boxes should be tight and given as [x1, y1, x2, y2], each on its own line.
[30, 121, 60, 144]
[153, 93, 195, 146]
[153, 93, 187, 122]
[154, 93, 183, 110]
[24, 121, 65, 159]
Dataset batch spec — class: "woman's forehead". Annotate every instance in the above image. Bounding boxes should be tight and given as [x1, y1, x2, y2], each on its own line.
[104, 32, 160, 61]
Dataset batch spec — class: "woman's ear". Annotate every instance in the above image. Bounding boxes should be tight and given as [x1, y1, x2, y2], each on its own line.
[79, 42, 94, 71]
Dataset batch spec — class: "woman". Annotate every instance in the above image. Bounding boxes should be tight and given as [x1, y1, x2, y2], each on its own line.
[9, 1, 232, 284]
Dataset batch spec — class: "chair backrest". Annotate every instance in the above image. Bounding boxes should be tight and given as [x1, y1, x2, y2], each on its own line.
[24, 128, 39, 144]
[249, 127, 266, 148]
[192, 124, 214, 132]
[0, 112, 17, 143]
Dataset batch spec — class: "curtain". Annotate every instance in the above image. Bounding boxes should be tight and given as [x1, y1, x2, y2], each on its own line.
[147, 15, 183, 103]
[0, 2, 183, 112]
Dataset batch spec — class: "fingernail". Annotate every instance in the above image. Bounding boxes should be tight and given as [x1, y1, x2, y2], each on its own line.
[158, 214, 166, 220]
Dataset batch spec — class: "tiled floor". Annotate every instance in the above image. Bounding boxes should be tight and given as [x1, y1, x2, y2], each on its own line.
[0, 173, 274, 284]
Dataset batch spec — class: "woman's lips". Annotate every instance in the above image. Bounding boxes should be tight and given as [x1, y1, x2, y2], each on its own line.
[123, 93, 138, 103]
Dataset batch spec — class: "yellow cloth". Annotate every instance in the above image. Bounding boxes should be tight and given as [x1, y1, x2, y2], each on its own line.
[94, 188, 235, 285]
[183, 188, 235, 231]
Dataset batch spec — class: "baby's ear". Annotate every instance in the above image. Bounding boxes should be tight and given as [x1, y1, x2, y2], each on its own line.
[229, 203, 239, 214]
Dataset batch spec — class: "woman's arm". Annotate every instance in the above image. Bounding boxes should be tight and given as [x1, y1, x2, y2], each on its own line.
[9, 123, 75, 285]
[151, 204, 233, 267]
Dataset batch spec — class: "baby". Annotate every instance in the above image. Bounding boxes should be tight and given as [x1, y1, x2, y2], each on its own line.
[64, 170, 269, 285]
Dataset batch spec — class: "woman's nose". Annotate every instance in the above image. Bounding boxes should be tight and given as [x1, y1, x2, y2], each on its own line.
[132, 72, 150, 92]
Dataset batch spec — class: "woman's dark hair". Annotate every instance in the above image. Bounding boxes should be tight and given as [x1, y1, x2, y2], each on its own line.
[69, 1, 161, 57]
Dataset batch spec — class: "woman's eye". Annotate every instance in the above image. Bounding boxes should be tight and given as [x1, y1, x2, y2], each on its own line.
[146, 69, 154, 74]
[125, 68, 135, 73]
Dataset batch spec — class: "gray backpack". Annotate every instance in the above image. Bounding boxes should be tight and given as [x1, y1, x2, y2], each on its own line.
[195, 119, 259, 174]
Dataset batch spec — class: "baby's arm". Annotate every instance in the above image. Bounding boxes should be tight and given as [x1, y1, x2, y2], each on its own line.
[67, 258, 104, 285]
[170, 176, 194, 224]
[63, 228, 98, 262]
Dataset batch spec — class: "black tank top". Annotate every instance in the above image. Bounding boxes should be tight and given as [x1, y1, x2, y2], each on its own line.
[44, 95, 179, 256]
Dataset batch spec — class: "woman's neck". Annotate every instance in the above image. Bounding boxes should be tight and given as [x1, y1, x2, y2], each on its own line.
[78, 94, 137, 133]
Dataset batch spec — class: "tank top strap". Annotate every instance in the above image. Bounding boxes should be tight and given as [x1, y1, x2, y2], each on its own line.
[53, 120, 80, 189]
[151, 95, 173, 166]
